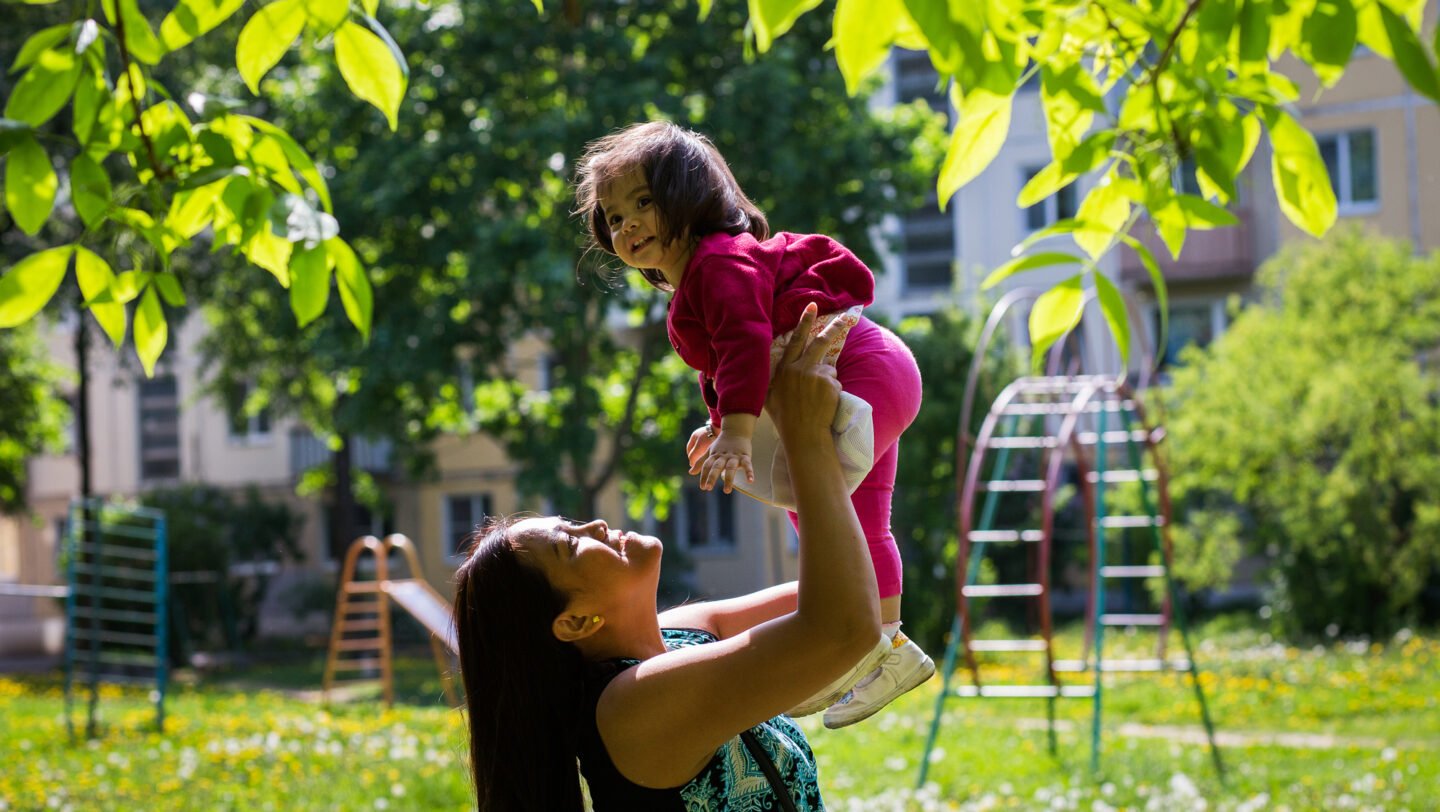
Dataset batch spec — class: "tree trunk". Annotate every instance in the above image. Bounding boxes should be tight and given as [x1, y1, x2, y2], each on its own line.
[331, 431, 355, 560]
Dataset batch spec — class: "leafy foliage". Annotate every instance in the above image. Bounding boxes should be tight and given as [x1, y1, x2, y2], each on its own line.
[760, 0, 1440, 367]
[137, 484, 304, 652]
[197, 0, 944, 523]
[1, 0, 403, 372]
[0, 321, 70, 513]
[1163, 231, 1440, 638]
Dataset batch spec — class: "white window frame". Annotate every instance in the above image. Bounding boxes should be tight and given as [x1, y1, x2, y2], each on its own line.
[443, 493, 492, 561]
[1316, 129, 1379, 216]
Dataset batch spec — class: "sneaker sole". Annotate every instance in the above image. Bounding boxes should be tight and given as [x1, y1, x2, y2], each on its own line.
[786, 634, 893, 718]
[822, 654, 936, 729]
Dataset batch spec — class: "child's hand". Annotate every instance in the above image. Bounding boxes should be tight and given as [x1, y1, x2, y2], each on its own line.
[698, 431, 754, 493]
[686, 424, 717, 471]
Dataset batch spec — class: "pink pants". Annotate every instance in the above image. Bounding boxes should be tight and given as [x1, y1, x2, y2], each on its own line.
[788, 317, 921, 599]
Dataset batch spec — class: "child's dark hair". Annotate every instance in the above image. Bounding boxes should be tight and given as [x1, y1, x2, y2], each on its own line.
[575, 121, 769, 291]
[453, 518, 588, 811]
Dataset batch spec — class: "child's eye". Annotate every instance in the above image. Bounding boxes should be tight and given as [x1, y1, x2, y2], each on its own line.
[636, 197, 651, 209]
[608, 213, 621, 226]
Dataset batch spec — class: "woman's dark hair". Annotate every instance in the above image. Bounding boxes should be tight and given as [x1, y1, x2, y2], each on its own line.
[453, 518, 587, 811]
[574, 121, 769, 291]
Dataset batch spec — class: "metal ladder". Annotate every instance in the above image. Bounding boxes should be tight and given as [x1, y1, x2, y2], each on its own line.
[918, 376, 1223, 784]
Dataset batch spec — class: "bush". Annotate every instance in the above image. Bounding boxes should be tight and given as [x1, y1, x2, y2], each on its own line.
[1162, 230, 1440, 638]
[138, 485, 305, 656]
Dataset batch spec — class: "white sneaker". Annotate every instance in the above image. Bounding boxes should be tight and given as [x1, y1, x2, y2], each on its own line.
[786, 632, 891, 718]
[822, 630, 935, 729]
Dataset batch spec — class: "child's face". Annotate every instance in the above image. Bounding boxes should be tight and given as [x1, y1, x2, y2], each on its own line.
[599, 169, 691, 288]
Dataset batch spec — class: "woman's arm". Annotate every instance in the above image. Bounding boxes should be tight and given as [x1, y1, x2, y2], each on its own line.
[597, 305, 881, 788]
[657, 581, 797, 640]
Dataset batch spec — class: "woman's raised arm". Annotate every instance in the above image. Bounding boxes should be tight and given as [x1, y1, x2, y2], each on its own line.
[595, 304, 881, 788]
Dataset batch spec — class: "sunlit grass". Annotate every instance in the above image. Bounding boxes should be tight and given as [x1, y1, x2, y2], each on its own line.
[1, 618, 1435, 810]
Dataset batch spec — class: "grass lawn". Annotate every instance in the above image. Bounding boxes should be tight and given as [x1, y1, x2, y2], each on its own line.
[2, 617, 1436, 810]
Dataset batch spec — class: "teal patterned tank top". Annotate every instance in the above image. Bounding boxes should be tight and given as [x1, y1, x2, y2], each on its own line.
[578, 627, 825, 811]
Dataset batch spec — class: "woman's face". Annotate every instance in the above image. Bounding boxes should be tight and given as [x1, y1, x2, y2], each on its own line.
[510, 516, 663, 603]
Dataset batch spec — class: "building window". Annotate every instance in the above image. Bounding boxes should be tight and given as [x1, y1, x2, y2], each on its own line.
[1022, 166, 1078, 232]
[659, 484, 736, 553]
[894, 49, 957, 295]
[226, 381, 272, 444]
[138, 375, 180, 481]
[1173, 159, 1203, 198]
[444, 493, 492, 559]
[1316, 130, 1378, 212]
[1154, 301, 1225, 370]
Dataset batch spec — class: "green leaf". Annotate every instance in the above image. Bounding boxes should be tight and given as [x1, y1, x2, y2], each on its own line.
[4, 48, 81, 127]
[1174, 194, 1240, 229]
[236, 0, 306, 95]
[362, 0, 379, 14]
[749, 0, 825, 52]
[112, 270, 149, 304]
[153, 273, 186, 306]
[1151, 198, 1188, 259]
[70, 153, 111, 228]
[74, 247, 126, 346]
[834, 0, 916, 95]
[1016, 131, 1111, 209]
[10, 24, 70, 73]
[160, 0, 247, 50]
[528, 0, 542, 14]
[0, 119, 33, 157]
[333, 20, 407, 131]
[327, 237, 372, 339]
[71, 64, 106, 146]
[1012, 218, 1083, 255]
[1074, 181, 1130, 260]
[1028, 273, 1086, 371]
[981, 251, 1082, 290]
[289, 243, 329, 326]
[1040, 60, 1104, 161]
[134, 286, 168, 377]
[1263, 106, 1338, 237]
[1093, 272, 1130, 371]
[304, 0, 349, 37]
[167, 182, 223, 238]
[102, 0, 166, 65]
[1378, 4, 1440, 102]
[937, 87, 1013, 209]
[0, 245, 72, 327]
[1117, 232, 1167, 356]
[360, 14, 409, 81]
[1300, 0, 1357, 85]
[244, 224, 293, 285]
[239, 116, 332, 213]
[5, 133, 57, 235]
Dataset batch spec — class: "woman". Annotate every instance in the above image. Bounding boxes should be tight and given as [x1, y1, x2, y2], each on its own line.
[453, 304, 884, 810]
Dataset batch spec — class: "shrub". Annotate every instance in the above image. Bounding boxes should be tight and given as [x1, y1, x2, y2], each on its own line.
[1163, 230, 1440, 638]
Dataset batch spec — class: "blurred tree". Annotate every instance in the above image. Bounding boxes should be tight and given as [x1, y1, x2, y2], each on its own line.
[1163, 230, 1440, 639]
[0, 321, 70, 513]
[195, 0, 945, 535]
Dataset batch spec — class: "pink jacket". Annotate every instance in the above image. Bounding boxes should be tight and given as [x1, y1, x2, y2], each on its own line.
[667, 231, 875, 424]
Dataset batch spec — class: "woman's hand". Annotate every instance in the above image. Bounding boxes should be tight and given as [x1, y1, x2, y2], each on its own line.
[766, 303, 845, 438]
[685, 423, 716, 470]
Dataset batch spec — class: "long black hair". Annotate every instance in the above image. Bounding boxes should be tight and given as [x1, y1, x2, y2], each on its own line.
[574, 120, 769, 291]
[453, 518, 587, 811]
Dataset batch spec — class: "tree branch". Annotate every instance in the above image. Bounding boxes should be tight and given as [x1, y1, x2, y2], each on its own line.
[584, 299, 664, 495]
[110, 11, 170, 182]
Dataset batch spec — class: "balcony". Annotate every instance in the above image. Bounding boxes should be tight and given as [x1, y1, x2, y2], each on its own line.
[1119, 208, 1257, 288]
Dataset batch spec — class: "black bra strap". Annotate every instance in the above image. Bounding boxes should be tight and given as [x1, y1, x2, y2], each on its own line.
[739, 730, 800, 812]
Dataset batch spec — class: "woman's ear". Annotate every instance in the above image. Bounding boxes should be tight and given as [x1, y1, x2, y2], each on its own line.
[553, 610, 603, 643]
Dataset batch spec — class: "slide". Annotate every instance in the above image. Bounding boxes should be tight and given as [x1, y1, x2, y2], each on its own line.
[383, 580, 458, 654]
